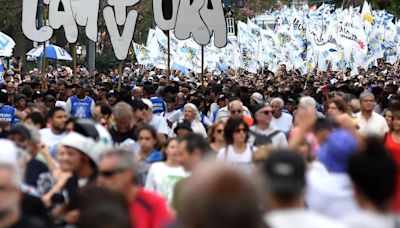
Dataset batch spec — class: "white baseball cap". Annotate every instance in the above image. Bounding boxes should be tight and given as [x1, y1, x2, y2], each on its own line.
[59, 132, 98, 164]
[142, 98, 153, 110]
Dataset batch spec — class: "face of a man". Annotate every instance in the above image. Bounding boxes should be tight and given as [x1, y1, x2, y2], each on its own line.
[115, 116, 132, 133]
[50, 110, 67, 132]
[133, 88, 144, 99]
[229, 101, 244, 118]
[58, 146, 84, 172]
[97, 155, 131, 192]
[75, 86, 85, 97]
[271, 101, 283, 117]
[255, 106, 273, 125]
[361, 95, 376, 112]
[17, 99, 26, 109]
[107, 95, 118, 106]
[58, 84, 66, 95]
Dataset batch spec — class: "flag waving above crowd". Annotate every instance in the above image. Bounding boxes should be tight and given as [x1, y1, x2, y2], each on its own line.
[134, 1, 400, 75]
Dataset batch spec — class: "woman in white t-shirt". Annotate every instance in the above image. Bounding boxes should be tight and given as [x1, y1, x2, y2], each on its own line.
[145, 138, 188, 204]
[217, 118, 255, 174]
[170, 103, 207, 138]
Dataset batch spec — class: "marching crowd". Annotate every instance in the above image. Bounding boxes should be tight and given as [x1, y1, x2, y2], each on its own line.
[0, 58, 400, 227]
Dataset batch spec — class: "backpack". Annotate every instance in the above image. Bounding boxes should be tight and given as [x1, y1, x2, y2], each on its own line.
[249, 129, 281, 147]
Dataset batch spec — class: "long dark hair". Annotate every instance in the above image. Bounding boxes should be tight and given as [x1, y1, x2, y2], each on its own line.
[136, 124, 159, 148]
[224, 118, 249, 145]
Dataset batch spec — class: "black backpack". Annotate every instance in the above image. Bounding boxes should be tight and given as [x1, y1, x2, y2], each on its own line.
[249, 129, 281, 147]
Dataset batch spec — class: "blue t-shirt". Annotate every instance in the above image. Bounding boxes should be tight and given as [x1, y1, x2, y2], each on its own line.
[150, 97, 166, 115]
[0, 104, 16, 125]
[70, 96, 94, 119]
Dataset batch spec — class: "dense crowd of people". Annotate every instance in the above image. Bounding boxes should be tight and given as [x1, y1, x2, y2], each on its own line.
[0, 57, 400, 227]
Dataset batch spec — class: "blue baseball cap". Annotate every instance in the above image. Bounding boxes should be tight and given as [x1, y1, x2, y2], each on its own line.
[318, 130, 358, 173]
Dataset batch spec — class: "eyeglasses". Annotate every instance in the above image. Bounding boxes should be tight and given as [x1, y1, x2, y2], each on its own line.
[230, 110, 243, 115]
[234, 128, 248, 134]
[99, 168, 126, 178]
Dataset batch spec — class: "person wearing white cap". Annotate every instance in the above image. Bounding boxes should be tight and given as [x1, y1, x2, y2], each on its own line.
[251, 92, 265, 105]
[54, 132, 98, 224]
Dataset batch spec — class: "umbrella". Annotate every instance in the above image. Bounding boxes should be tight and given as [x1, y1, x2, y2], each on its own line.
[0, 32, 15, 57]
[27, 44, 73, 61]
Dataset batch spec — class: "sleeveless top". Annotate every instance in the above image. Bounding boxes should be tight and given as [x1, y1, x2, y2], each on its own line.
[70, 96, 93, 119]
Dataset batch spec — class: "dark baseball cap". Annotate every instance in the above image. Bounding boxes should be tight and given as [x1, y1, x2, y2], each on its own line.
[15, 94, 27, 101]
[74, 81, 87, 89]
[314, 117, 338, 132]
[263, 149, 306, 195]
[45, 94, 56, 101]
[131, 99, 149, 111]
[174, 120, 193, 134]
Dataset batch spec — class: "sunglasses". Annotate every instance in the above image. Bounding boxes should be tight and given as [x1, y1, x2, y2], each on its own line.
[258, 110, 272, 115]
[234, 128, 248, 134]
[216, 129, 224, 134]
[230, 110, 243, 115]
[99, 168, 126, 178]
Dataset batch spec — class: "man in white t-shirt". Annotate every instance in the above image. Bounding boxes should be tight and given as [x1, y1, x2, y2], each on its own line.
[142, 99, 170, 143]
[248, 103, 288, 148]
[262, 149, 346, 228]
[40, 107, 68, 158]
[355, 91, 389, 137]
[271, 97, 293, 133]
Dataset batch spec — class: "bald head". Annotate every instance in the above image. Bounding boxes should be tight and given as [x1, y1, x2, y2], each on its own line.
[132, 86, 143, 99]
[177, 92, 186, 103]
[228, 100, 244, 118]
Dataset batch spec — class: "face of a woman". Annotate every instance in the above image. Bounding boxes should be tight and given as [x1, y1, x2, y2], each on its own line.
[393, 117, 400, 131]
[213, 123, 225, 142]
[138, 130, 156, 151]
[233, 124, 248, 144]
[165, 140, 182, 163]
[183, 108, 196, 122]
[384, 111, 393, 127]
[327, 102, 339, 117]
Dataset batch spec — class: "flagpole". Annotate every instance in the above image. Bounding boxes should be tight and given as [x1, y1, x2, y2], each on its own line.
[73, 44, 77, 78]
[201, 45, 204, 88]
[41, 5, 48, 91]
[118, 61, 123, 92]
[167, 31, 171, 83]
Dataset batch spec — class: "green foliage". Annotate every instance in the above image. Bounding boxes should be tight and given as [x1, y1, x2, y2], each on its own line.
[372, 0, 400, 18]
[0, 1, 23, 35]
[327, 0, 399, 17]
[95, 50, 120, 74]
